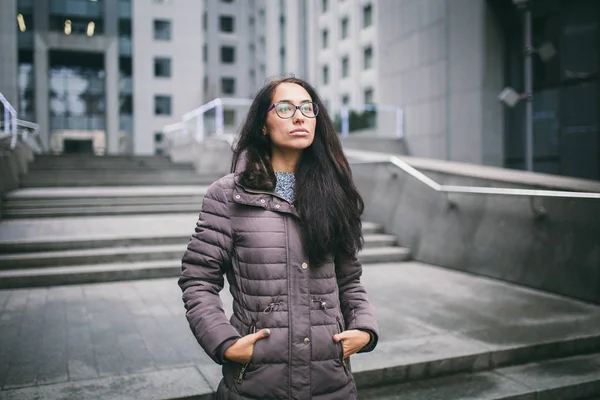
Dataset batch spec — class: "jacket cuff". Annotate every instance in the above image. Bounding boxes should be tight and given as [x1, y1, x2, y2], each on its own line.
[357, 329, 378, 353]
[216, 337, 240, 364]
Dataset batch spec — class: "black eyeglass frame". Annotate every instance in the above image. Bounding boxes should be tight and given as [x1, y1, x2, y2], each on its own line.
[267, 102, 319, 119]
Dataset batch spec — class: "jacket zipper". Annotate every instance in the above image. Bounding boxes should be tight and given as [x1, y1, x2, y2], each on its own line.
[237, 323, 257, 384]
[337, 319, 349, 375]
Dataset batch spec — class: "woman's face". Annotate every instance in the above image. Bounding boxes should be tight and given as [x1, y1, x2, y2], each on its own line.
[264, 83, 317, 152]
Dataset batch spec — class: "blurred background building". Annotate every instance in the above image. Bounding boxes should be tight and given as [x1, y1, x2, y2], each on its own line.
[0, 0, 598, 180]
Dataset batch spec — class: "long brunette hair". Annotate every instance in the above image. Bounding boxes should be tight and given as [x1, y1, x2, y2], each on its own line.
[232, 77, 364, 266]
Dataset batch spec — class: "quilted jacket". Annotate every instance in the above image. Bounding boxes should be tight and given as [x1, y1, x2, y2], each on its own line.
[179, 149, 379, 399]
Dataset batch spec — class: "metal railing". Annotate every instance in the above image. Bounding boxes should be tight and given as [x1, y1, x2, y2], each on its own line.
[164, 98, 406, 145]
[0, 92, 18, 149]
[385, 156, 600, 217]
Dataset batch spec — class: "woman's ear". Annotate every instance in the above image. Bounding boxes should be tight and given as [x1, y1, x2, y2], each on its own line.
[262, 127, 267, 136]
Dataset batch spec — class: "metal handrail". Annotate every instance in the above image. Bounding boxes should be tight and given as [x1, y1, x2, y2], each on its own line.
[389, 157, 600, 200]
[0, 119, 42, 152]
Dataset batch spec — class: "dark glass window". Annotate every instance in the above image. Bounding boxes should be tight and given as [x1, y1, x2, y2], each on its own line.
[341, 17, 349, 39]
[364, 88, 374, 104]
[363, 4, 373, 28]
[220, 16, 235, 33]
[322, 65, 329, 85]
[153, 20, 171, 41]
[322, 29, 328, 49]
[221, 46, 235, 63]
[364, 46, 373, 69]
[154, 57, 171, 77]
[154, 95, 171, 115]
[221, 77, 236, 95]
[341, 56, 349, 77]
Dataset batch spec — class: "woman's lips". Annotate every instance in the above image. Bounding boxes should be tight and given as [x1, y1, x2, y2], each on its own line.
[289, 129, 309, 136]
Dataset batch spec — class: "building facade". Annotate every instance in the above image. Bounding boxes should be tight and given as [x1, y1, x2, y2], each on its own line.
[2, 0, 202, 156]
[377, 0, 599, 180]
[1, 0, 598, 180]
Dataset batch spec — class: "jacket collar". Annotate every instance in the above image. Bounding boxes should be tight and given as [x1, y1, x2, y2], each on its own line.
[233, 148, 299, 218]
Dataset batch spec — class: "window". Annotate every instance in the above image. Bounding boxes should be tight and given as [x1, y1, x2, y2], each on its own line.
[342, 95, 350, 105]
[153, 19, 171, 41]
[363, 4, 372, 28]
[224, 109, 235, 125]
[154, 132, 163, 143]
[322, 0, 328, 12]
[364, 46, 373, 69]
[154, 57, 171, 77]
[364, 88, 374, 104]
[322, 29, 328, 49]
[203, 44, 208, 62]
[341, 17, 348, 39]
[203, 75, 208, 93]
[202, 12, 207, 31]
[219, 16, 235, 33]
[341, 56, 349, 78]
[221, 77, 236, 94]
[322, 65, 329, 85]
[222, 0, 234, 2]
[221, 46, 235, 63]
[154, 95, 171, 115]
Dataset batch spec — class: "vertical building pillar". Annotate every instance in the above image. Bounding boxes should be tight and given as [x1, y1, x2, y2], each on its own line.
[0, 0, 18, 108]
[33, 1, 50, 151]
[105, 0, 120, 154]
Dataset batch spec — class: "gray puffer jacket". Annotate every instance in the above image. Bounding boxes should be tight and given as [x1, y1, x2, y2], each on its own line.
[179, 150, 379, 399]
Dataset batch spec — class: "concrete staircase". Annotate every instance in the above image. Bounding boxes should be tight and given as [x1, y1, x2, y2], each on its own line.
[0, 154, 412, 288]
[0, 219, 411, 288]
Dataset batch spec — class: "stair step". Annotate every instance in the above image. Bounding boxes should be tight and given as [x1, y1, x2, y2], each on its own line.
[4, 196, 204, 209]
[19, 178, 217, 187]
[2, 203, 205, 218]
[0, 249, 409, 287]
[359, 352, 600, 400]
[5, 186, 209, 200]
[0, 235, 402, 268]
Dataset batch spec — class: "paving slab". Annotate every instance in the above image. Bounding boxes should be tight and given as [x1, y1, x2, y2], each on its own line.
[0, 262, 599, 397]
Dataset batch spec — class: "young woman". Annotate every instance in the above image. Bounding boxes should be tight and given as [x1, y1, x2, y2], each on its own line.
[179, 77, 378, 399]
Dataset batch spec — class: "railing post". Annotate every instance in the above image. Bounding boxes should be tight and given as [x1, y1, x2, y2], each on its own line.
[396, 107, 404, 139]
[215, 98, 224, 136]
[3, 107, 9, 135]
[195, 113, 204, 142]
[341, 106, 349, 137]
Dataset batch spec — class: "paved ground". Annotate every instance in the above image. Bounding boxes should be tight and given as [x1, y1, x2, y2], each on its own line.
[1, 261, 600, 399]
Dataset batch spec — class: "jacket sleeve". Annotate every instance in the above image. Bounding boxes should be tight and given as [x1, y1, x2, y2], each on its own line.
[335, 253, 379, 353]
[178, 181, 241, 364]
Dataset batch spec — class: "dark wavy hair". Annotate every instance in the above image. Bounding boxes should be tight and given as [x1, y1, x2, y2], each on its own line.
[231, 76, 364, 267]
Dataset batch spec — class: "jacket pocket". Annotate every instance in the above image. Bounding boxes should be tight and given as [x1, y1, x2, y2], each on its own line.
[336, 318, 349, 375]
[237, 323, 256, 384]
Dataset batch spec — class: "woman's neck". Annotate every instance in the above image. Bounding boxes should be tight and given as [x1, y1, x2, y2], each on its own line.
[271, 148, 301, 173]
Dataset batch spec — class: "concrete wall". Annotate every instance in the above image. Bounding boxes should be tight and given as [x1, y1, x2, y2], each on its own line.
[378, 0, 505, 166]
[169, 135, 234, 176]
[0, 0, 18, 107]
[0, 144, 33, 220]
[350, 156, 600, 304]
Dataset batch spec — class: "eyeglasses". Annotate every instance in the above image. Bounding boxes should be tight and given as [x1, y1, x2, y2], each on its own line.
[267, 102, 319, 119]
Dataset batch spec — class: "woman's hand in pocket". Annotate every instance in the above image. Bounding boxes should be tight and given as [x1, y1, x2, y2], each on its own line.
[224, 329, 271, 364]
[333, 330, 370, 358]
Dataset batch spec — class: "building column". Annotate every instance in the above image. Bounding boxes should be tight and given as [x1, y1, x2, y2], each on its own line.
[33, 1, 49, 151]
[0, 0, 18, 107]
[104, 0, 119, 155]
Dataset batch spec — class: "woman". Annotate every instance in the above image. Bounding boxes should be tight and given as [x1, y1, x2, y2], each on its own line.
[179, 77, 378, 399]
